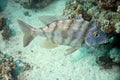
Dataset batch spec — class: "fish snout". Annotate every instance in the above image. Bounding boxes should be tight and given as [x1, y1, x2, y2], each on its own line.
[103, 39, 109, 43]
[100, 38, 109, 45]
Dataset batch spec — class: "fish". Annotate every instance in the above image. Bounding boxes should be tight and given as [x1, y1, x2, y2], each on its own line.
[17, 17, 108, 54]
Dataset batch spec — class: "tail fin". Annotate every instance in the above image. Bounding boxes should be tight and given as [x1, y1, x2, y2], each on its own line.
[17, 19, 36, 47]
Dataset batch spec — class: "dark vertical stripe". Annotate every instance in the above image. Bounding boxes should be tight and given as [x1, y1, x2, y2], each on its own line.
[50, 22, 57, 43]
[76, 21, 90, 47]
[60, 20, 67, 44]
[63, 19, 74, 45]
[67, 20, 84, 45]
[80, 22, 90, 39]
[61, 19, 73, 44]
[66, 19, 74, 32]
[56, 20, 64, 44]
[41, 28, 48, 39]
[71, 20, 85, 42]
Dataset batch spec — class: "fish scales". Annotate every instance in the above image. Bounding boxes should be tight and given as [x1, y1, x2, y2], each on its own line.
[65, 19, 85, 46]
[69, 20, 89, 47]
[53, 20, 63, 44]
[41, 22, 57, 41]
[58, 20, 72, 44]
[54, 19, 73, 44]
[64, 19, 76, 45]
[41, 19, 90, 47]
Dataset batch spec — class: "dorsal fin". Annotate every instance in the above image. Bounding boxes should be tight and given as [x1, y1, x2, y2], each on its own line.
[39, 16, 67, 25]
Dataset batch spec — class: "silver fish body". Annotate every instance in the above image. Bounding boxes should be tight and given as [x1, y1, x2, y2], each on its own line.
[38, 19, 90, 48]
[17, 18, 108, 49]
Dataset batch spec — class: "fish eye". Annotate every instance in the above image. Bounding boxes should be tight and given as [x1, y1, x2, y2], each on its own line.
[93, 31, 100, 37]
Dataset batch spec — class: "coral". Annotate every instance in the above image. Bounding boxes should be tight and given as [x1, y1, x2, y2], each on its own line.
[14, 0, 55, 9]
[95, 34, 120, 69]
[96, 56, 116, 69]
[63, 0, 96, 20]
[92, 11, 117, 33]
[63, 1, 83, 18]
[0, 51, 31, 80]
[0, 16, 6, 30]
[1, 25, 12, 40]
[0, 16, 12, 40]
[63, 0, 120, 69]
[99, 0, 120, 12]
[63, 0, 120, 34]
[92, 10, 120, 34]
[109, 48, 120, 63]
[117, 5, 120, 12]
[96, 54, 120, 69]
[109, 34, 120, 63]
[115, 22, 120, 33]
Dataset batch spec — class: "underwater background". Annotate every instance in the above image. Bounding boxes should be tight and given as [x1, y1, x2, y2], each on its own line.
[0, 0, 120, 80]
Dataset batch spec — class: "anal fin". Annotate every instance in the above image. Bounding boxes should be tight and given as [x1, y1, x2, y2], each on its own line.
[65, 47, 78, 55]
[40, 40, 58, 49]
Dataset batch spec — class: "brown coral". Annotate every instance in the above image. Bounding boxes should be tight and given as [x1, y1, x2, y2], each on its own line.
[0, 51, 31, 80]
[96, 56, 120, 69]
[0, 16, 12, 40]
[1, 25, 12, 40]
[99, 0, 120, 12]
[63, 1, 83, 18]
[92, 11, 120, 34]
[0, 52, 16, 80]
[63, 0, 93, 20]
[0, 16, 6, 31]
[63, 0, 120, 34]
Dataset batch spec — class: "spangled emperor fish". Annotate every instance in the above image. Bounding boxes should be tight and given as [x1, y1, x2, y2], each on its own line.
[17, 16, 108, 54]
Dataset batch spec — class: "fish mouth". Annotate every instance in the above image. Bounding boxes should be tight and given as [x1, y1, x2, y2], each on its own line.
[99, 39, 109, 45]
[102, 39, 109, 44]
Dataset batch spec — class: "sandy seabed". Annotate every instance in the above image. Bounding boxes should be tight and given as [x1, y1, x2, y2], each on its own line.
[0, 0, 120, 80]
